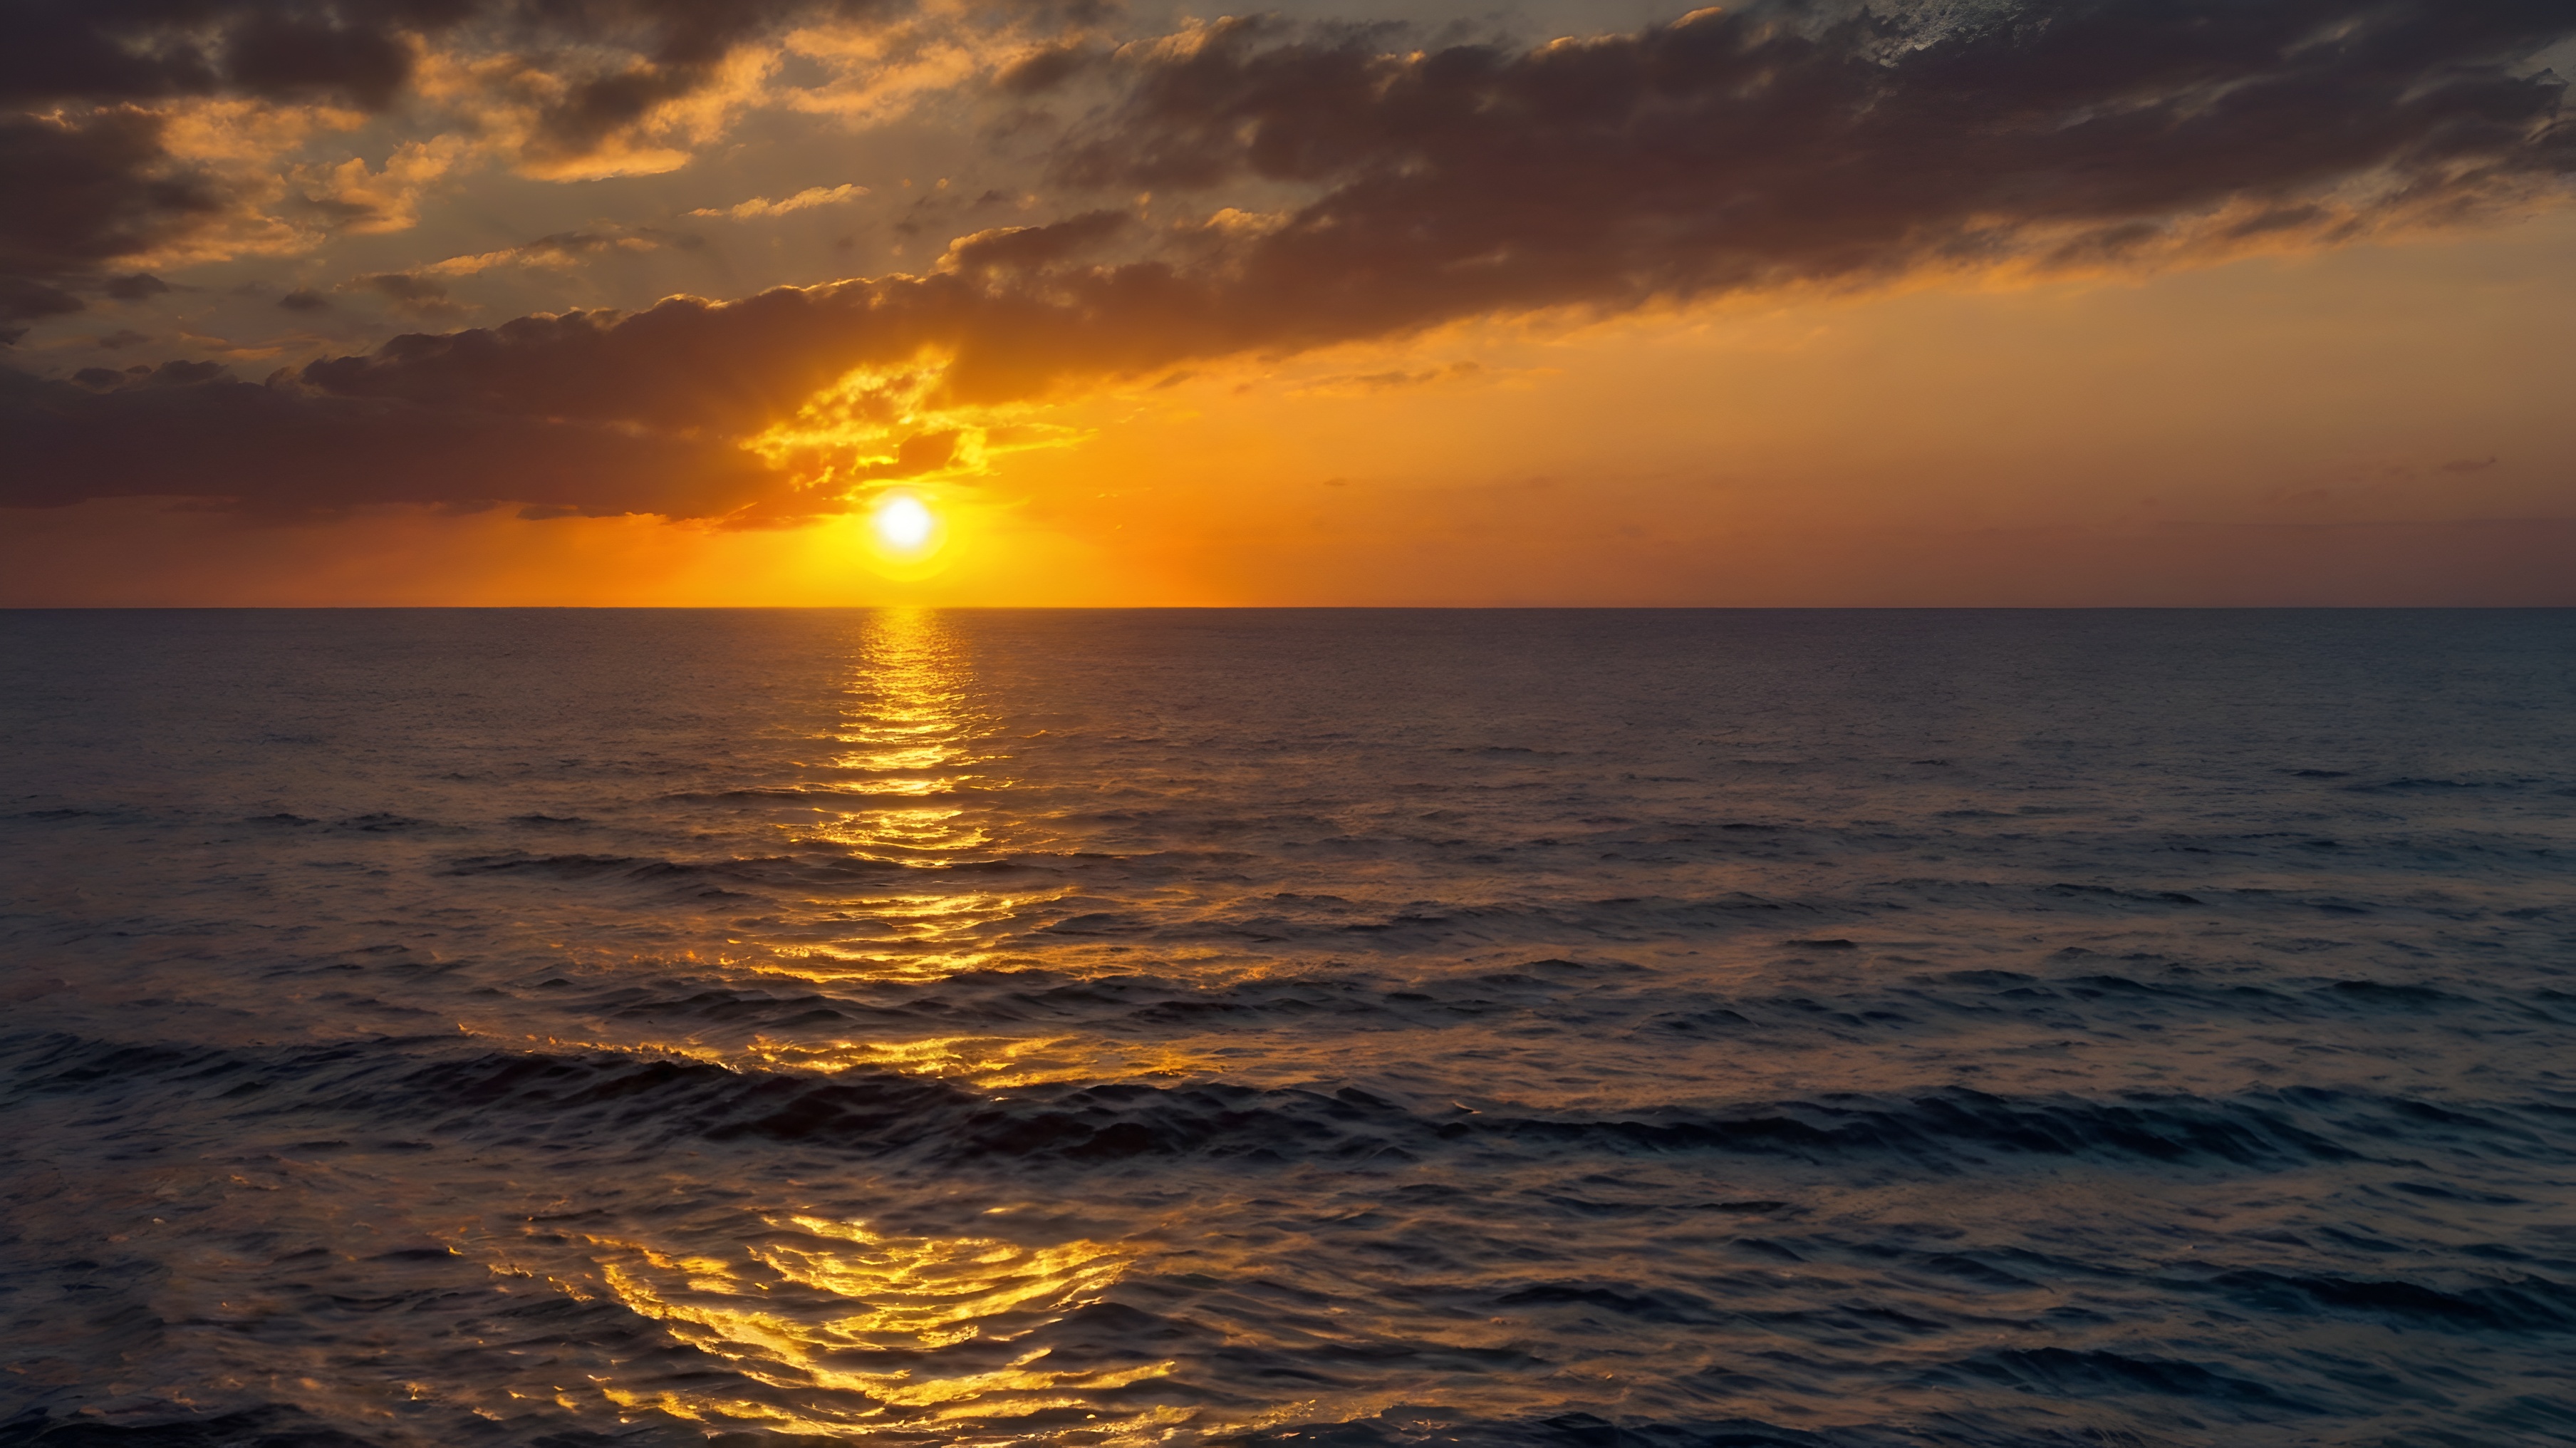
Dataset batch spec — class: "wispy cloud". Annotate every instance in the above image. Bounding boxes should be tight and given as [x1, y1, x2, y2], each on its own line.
[1291, 361, 1485, 398]
[420, 228, 681, 277]
[689, 183, 868, 220]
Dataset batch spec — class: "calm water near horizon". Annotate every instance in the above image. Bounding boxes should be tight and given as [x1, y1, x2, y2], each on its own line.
[4, 609, 2574, 1447]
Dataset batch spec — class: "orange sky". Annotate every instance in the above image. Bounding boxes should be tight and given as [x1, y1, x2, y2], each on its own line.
[5, 1, 2573, 604]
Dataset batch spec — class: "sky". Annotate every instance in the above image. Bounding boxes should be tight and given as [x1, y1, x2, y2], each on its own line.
[4, 0, 2573, 606]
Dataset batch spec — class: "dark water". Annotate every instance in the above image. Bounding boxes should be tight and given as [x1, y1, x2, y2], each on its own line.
[4, 610, 2574, 1448]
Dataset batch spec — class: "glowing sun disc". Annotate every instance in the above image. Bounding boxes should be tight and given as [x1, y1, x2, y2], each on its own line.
[873, 494, 935, 552]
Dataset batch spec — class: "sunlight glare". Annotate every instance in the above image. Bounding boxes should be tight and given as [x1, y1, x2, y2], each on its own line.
[873, 493, 936, 553]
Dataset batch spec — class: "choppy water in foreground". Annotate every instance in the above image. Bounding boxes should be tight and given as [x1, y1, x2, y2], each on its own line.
[3, 609, 2574, 1448]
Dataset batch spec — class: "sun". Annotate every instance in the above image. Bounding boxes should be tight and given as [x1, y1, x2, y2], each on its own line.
[872, 492, 936, 553]
[853, 490, 953, 581]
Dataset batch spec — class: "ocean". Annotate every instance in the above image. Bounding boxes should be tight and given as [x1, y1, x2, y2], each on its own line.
[3, 609, 2572, 1447]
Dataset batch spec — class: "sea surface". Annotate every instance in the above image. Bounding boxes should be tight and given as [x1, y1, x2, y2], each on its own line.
[3, 609, 2573, 1448]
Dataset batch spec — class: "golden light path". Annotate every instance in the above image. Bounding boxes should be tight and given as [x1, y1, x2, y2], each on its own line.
[484, 611, 1185, 1440]
[760, 607, 1046, 982]
[741, 614, 1226, 1085]
[576, 1216, 1163, 1436]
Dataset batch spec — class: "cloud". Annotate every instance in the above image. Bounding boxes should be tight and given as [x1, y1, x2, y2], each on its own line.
[0, 108, 223, 335]
[293, 133, 476, 234]
[1, 359, 781, 517]
[419, 227, 685, 276]
[1289, 361, 1484, 398]
[0, 0, 1061, 317]
[995, 43, 1094, 95]
[0, 279, 85, 343]
[936, 209, 1130, 274]
[456, 0, 1087, 176]
[6, 0, 2573, 519]
[690, 183, 868, 219]
[0, 0, 1020, 115]
[353, 271, 464, 318]
[0, 1, 445, 111]
[1061, 1, 2576, 306]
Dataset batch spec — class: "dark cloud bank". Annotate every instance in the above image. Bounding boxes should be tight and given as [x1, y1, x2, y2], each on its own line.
[0, 3, 420, 332]
[5, 0, 2573, 519]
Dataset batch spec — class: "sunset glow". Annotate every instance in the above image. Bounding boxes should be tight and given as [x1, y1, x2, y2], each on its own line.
[1, 1, 2570, 603]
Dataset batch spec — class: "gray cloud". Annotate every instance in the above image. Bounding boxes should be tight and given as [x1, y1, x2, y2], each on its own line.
[4, 359, 780, 517]
[1060, 1, 2575, 311]
[0, 0, 1078, 332]
[0, 108, 222, 337]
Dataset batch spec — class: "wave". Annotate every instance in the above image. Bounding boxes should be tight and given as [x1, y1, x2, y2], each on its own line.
[441, 849, 1024, 886]
[1928, 1347, 2320, 1415]
[729, 955, 2554, 1040]
[2183, 1268, 2576, 1333]
[20, 1032, 2538, 1174]
[1211, 1410, 1921, 1448]
[0, 1406, 388, 1448]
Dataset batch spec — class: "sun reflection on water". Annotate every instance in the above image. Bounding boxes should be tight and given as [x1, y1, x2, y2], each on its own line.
[752, 609, 1073, 983]
[499, 1214, 1165, 1437]
[741, 1033, 1221, 1089]
[489, 612, 1213, 1439]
